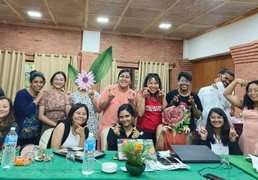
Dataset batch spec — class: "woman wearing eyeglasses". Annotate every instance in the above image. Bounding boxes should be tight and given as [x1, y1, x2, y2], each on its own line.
[166, 72, 203, 136]
[224, 79, 258, 155]
[197, 107, 242, 155]
[136, 73, 167, 145]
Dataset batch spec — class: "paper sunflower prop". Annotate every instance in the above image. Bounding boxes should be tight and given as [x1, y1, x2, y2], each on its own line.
[68, 46, 112, 90]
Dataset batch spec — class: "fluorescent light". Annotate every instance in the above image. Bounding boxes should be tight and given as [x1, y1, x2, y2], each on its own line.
[27, 11, 42, 18]
[97, 17, 109, 23]
[159, 23, 171, 29]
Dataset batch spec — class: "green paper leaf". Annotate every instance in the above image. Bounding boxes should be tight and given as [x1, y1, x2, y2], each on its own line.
[68, 64, 78, 85]
[89, 46, 113, 83]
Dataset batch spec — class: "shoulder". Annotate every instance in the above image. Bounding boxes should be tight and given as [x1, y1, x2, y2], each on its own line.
[167, 89, 178, 95]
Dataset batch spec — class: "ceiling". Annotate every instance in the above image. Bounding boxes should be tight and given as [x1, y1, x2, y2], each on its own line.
[1, 0, 258, 40]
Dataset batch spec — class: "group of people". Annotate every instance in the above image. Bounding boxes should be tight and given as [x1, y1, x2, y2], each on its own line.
[0, 68, 257, 156]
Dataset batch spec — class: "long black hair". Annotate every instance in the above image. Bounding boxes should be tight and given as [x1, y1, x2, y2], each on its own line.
[243, 80, 258, 110]
[117, 103, 136, 119]
[66, 103, 89, 127]
[205, 107, 230, 146]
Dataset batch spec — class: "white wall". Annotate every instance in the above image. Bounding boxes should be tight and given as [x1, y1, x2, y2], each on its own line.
[183, 13, 258, 60]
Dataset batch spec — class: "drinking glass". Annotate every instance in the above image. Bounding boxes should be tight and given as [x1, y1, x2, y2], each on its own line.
[25, 152, 35, 166]
[66, 151, 75, 170]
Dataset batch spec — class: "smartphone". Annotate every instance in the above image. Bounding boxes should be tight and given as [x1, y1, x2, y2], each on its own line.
[203, 173, 225, 180]
[158, 157, 179, 165]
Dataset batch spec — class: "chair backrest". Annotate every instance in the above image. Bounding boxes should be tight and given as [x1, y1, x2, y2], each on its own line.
[39, 128, 54, 149]
[101, 127, 110, 151]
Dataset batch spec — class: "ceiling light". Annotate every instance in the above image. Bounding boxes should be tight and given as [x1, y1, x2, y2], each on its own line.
[159, 23, 171, 29]
[27, 11, 42, 18]
[97, 17, 108, 23]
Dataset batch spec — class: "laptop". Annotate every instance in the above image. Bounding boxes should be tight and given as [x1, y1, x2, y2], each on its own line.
[53, 147, 106, 162]
[171, 145, 221, 163]
[117, 139, 156, 160]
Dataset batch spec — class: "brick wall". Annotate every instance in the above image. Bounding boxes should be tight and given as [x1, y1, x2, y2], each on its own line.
[230, 40, 258, 117]
[0, 24, 189, 90]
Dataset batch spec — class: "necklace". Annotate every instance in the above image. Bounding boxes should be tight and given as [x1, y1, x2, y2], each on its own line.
[178, 89, 191, 97]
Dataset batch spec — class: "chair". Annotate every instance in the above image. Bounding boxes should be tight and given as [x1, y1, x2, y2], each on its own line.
[101, 127, 110, 151]
[39, 128, 54, 149]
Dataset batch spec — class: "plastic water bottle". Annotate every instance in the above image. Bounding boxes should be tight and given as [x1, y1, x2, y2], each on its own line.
[82, 133, 96, 175]
[1, 127, 18, 168]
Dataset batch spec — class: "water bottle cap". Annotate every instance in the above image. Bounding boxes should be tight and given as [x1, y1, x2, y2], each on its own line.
[10, 127, 15, 131]
[89, 132, 94, 137]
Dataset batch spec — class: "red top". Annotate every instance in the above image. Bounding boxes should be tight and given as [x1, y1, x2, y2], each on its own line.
[137, 96, 162, 133]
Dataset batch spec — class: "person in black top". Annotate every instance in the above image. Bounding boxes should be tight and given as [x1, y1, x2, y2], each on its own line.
[166, 72, 203, 133]
[197, 107, 242, 155]
[107, 104, 144, 151]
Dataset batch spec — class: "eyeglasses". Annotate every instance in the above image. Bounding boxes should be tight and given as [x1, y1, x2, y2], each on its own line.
[247, 89, 258, 95]
[178, 79, 190, 85]
[210, 116, 223, 120]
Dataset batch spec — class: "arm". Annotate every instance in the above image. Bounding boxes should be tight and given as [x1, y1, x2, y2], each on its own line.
[136, 91, 146, 117]
[190, 94, 202, 119]
[99, 86, 115, 111]
[38, 105, 57, 127]
[50, 123, 65, 149]
[65, 92, 73, 116]
[89, 90, 101, 111]
[223, 79, 246, 109]
[73, 123, 86, 148]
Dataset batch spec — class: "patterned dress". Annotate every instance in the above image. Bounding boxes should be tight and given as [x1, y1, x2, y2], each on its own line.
[71, 91, 100, 139]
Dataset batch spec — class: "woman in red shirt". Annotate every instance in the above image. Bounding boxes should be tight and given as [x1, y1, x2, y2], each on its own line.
[136, 73, 167, 145]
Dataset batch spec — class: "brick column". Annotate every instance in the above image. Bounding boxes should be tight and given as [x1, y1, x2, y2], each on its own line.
[230, 40, 258, 117]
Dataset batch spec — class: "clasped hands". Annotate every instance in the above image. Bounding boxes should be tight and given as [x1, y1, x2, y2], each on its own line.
[172, 94, 195, 107]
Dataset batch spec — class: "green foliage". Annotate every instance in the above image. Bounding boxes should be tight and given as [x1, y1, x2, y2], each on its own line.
[89, 46, 112, 83]
[68, 64, 78, 85]
[120, 141, 153, 167]
[174, 110, 191, 133]
[68, 46, 113, 85]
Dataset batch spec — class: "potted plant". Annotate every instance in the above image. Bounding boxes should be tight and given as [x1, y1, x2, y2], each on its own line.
[120, 141, 154, 176]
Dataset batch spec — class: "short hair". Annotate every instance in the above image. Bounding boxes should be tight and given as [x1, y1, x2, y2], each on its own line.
[117, 103, 136, 119]
[29, 70, 46, 84]
[219, 68, 235, 78]
[66, 103, 89, 127]
[178, 72, 192, 82]
[50, 71, 67, 87]
[0, 87, 5, 97]
[118, 69, 132, 80]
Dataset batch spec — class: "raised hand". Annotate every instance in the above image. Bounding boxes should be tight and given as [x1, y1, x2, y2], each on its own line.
[74, 123, 85, 137]
[229, 124, 239, 142]
[188, 94, 195, 105]
[142, 87, 149, 98]
[113, 123, 121, 136]
[88, 89, 95, 100]
[132, 127, 140, 138]
[158, 89, 165, 98]
[128, 92, 135, 104]
[183, 126, 190, 135]
[172, 94, 180, 104]
[108, 88, 115, 101]
[199, 123, 208, 140]
[161, 125, 173, 134]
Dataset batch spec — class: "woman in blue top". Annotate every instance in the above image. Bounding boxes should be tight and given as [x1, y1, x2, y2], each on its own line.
[14, 70, 46, 146]
[0, 96, 18, 149]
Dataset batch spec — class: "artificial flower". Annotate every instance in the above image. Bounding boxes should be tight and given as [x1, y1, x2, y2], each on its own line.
[75, 70, 95, 90]
[162, 104, 190, 134]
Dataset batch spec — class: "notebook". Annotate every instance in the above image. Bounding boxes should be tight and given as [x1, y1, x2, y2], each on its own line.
[171, 145, 221, 163]
[53, 147, 106, 162]
[117, 139, 156, 160]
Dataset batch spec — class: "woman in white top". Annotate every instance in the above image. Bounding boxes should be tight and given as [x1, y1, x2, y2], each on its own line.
[197, 107, 242, 155]
[49, 103, 89, 149]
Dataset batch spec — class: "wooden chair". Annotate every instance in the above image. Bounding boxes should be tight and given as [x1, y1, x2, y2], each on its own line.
[101, 127, 110, 151]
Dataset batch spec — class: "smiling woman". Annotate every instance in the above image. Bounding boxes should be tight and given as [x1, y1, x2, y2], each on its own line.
[106, 104, 144, 151]
[48, 103, 89, 149]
